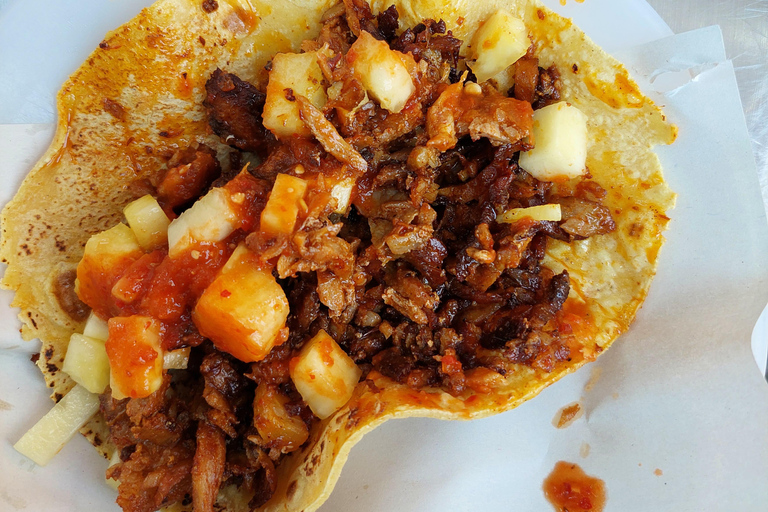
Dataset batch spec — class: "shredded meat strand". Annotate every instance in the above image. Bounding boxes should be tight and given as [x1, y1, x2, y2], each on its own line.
[295, 94, 368, 173]
[192, 421, 227, 512]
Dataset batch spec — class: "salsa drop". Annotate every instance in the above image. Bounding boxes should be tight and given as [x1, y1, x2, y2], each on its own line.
[543, 461, 606, 512]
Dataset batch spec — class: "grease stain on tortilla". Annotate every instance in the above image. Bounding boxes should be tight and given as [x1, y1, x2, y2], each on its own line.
[553, 402, 583, 429]
[654, 468, 663, 476]
[0, 399, 13, 411]
[584, 70, 645, 109]
[580, 442, 590, 458]
[222, 3, 259, 35]
[559, 0, 585, 5]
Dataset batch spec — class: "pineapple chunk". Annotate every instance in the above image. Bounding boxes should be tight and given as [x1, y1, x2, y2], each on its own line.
[221, 242, 252, 274]
[519, 102, 588, 181]
[347, 31, 415, 114]
[106, 450, 121, 490]
[14, 384, 100, 466]
[106, 316, 164, 400]
[263, 51, 327, 138]
[289, 329, 361, 419]
[260, 174, 308, 235]
[193, 262, 289, 363]
[124, 194, 171, 250]
[330, 177, 356, 214]
[163, 347, 191, 370]
[62, 334, 110, 394]
[77, 223, 143, 317]
[167, 188, 238, 258]
[253, 383, 309, 454]
[497, 203, 562, 223]
[469, 10, 529, 83]
[83, 312, 109, 341]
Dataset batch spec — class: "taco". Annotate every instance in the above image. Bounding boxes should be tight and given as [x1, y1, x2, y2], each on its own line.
[2, 0, 675, 511]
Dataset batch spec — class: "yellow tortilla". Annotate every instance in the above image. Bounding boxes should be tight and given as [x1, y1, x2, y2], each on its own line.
[0, 0, 675, 510]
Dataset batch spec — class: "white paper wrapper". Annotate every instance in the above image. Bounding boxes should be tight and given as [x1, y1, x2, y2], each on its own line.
[2, 1, 768, 511]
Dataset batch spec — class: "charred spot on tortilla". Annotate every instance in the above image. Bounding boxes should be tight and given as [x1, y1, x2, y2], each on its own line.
[287, 480, 298, 500]
[2, 1, 675, 511]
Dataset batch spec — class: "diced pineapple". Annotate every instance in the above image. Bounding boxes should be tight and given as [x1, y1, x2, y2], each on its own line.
[497, 203, 562, 223]
[469, 10, 529, 83]
[221, 242, 252, 274]
[253, 383, 309, 454]
[84, 223, 142, 257]
[289, 329, 361, 419]
[193, 263, 289, 363]
[347, 31, 415, 114]
[77, 223, 143, 317]
[518, 102, 588, 181]
[123, 195, 171, 250]
[330, 177, 356, 214]
[260, 174, 308, 235]
[263, 51, 327, 138]
[83, 312, 109, 341]
[106, 316, 164, 399]
[62, 333, 110, 394]
[167, 188, 238, 258]
[14, 384, 100, 466]
[163, 347, 191, 370]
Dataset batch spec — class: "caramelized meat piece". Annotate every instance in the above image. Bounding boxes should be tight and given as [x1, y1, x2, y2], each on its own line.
[382, 265, 439, 325]
[404, 237, 448, 287]
[372, 347, 416, 382]
[377, 5, 400, 41]
[157, 145, 220, 210]
[100, 393, 137, 454]
[513, 57, 539, 104]
[557, 197, 617, 238]
[342, 0, 382, 39]
[204, 68, 273, 155]
[427, 82, 534, 152]
[109, 441, 195, 512]
[392, 19, 462, 68]
[533, 65, 562, 109]
[200, 352, 252, 437]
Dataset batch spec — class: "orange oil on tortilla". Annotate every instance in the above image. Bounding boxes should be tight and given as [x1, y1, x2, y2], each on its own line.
[583, 69, 645, 109]
[543, 461, 606, 512]
[47, 110, 73, 166]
